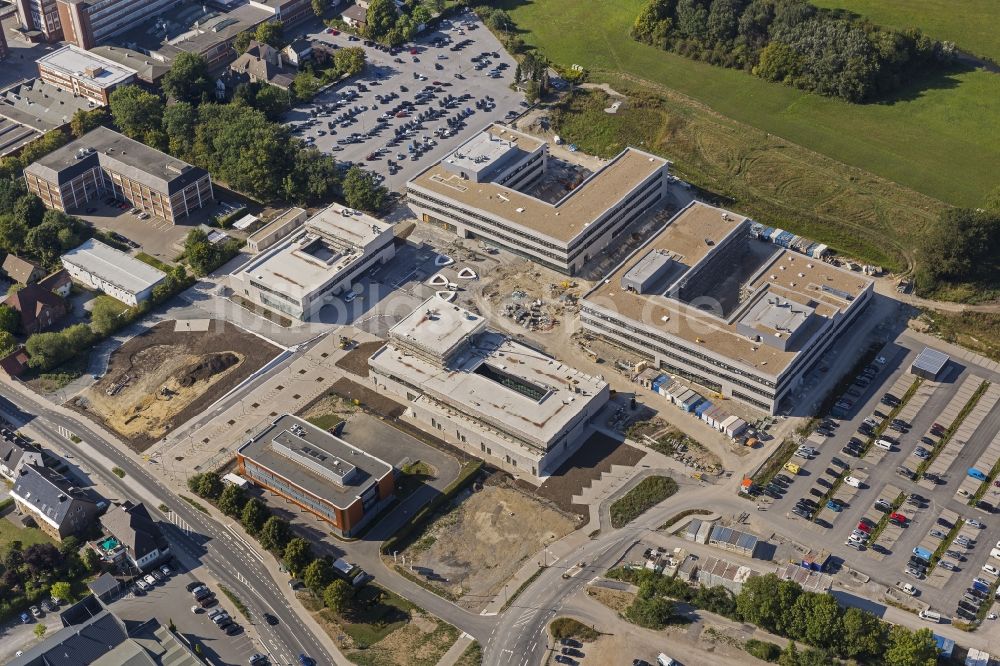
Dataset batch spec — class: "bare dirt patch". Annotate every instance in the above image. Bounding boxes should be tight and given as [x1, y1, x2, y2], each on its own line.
[335, 340, 386, 377]
[400, 480, 575, 611]
[69, 320, 278, 451]
[586, 586, 635, 613]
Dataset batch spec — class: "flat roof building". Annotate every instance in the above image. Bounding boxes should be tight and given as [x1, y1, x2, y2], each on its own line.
[911, 347, 949, 381]
[24, 126, 213, 224]
[61, 238, 167, 306]
[148, 3, 274, 71]
[55, 0, 179, 49]
[230, 203, 395, 320]
[237, 415, 395, 537]
[406, 123, 670, 275]
[0, 79, 98, 158]
[369, 298, 610, 480]
[35, 44, 137, 104]
[89, 46, 170, 86]
[581, 201, 874, 414]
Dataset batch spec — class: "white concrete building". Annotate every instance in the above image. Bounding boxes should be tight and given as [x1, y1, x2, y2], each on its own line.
[61, 238, 166, 306]
[406, 123, 670, 275]
[369, 298, 609, 479]
[581, 201, 874, 415]
[229, 204, 394, 320]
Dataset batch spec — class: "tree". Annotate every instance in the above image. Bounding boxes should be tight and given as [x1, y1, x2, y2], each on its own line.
[311, 0, 325, 16]
[26, 324, 94, 370]
[787, 592, 841, 649]
[50, 581, 72, 601]
[838, 606, 885, 661]
[323, 579, 352, 612]
[303, 558, 332, 594]
[108, 85, 164, 140]
[70, 108, 107, 137]
[163, 101, 198, 160]
[282, 538, 313, 577]
[364, 0, 398, 42]
[234, 30, 253, 54]
[0, 214, 28, 254]
[915, 208, 1000, 292]
[4, 540, 24, 570]
[292, 71, 320, 102]
[334, 47, 366, 77]
[34, 623, 46, 639]
[255, 20, 284, 48]
[341, 166, 386, 212]
[197, 472, 224, 499]
[162, 53, 214, 105]
[81, 548, 101, 573]
[90, 296, 131, 337]
[0, 331, 16, 356]
[218, 483, 246, 517]
[884, 626, 938, 666]
[23, 543, 60, 578]
[624, 587, 674, 629]
[241, 498, 268, 535]
[778, 640, 799, 666]
[259, 516, 291, 552]
[737, 574, 793, 634]
[0, 304, 18, 334]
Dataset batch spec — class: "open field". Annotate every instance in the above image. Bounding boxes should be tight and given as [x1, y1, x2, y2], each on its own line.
[304, 587, 459, 666]
[497, 0, 1000, 210]
[400, 481, 574, 610]
[810, 0, 1000, 63]
[0, 512, 56, 550]
[921, 311, 1000, 362]
[69, 320, 279, 450]
[546, 87, 943, 270]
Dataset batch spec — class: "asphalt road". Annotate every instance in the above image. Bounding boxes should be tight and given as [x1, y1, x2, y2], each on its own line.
[0, 383, 333, 666]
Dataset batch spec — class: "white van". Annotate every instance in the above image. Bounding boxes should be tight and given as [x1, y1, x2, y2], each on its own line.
[844, 476, 863, 488]
[875, 439, 894, 450]
[990, 547, 1000, 560]
[918, 609, 941, 623]
[657, 654, 676, 666]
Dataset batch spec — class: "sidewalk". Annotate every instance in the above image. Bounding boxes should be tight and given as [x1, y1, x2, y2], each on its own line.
[436, 633, 475, 666]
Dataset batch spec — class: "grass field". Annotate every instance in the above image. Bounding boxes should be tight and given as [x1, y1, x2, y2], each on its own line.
[497, 0, 1000, 209]
[810, 0, 1000, 63]
[0, 515, 56, 550]
[550, 88, 942, 269]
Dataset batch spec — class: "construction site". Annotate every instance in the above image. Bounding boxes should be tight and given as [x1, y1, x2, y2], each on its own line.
[69, 320, 279, 451]
[397, 478, 575, 611]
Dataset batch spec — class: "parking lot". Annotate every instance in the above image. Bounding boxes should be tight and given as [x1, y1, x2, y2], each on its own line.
[753, 338, 1000, 624]
[289, 11, 526, 191]
[109, 565, 262, 665]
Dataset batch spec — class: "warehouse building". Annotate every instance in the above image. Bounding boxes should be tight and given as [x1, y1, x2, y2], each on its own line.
[35, 44, 137, 104]
[406, 123, 670, 275]
[61, 238, 166, 305]
[911, 347, 950, 381]
[696, 555, 759, 594]
[24, 126, 213, 223]
[581, 201, 874, 414]
[369, 298, 610, 480]
[230, 204, 394, 320]
[236, 415, 395, 537]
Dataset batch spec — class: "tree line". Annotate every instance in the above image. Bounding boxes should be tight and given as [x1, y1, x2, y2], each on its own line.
[614, 569, 939, 665]
[188, 472, 360, 614]
[631, 0, 955, 103]
[915, 206, 1000, 301]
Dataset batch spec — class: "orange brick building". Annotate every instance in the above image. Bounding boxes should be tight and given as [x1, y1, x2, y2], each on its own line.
[236, 415, 395, 537]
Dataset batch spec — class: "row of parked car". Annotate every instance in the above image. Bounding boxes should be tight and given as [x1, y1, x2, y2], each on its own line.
[187, 581, 244, 637]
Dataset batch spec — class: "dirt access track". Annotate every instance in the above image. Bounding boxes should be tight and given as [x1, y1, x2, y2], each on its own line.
[69, 320, 279, 451]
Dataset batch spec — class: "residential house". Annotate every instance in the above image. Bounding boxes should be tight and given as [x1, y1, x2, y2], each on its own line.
[0, 428, 44, 481]
[38, 269, 72, 297]
[227, 40, 297, 90]
[2, 255, 45, 286]
[10, 464, 103, 541]
[282, 38, 313, 68]
[0, 348, 31, 377]
[98, 501, 170, 572]
[341, 3, 367, 29]
[2, 283, 68, 334]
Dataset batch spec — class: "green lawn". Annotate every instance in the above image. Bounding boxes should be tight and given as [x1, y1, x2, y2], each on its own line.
[0, 515, 56, 550]
[811, 0, 1000, 63]
[498, 0, 1000, 209]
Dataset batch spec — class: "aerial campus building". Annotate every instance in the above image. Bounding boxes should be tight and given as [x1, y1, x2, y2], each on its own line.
[23, 126, 213, 224]
[229, 204, 395, 320]
[35, 44, 137, 105]
[236, 415, 396, 537]
[406, 123, 670, 275]
[61, 238, 166, 306]
[581, 201, 874, 415]
[369, 298, 610, 479]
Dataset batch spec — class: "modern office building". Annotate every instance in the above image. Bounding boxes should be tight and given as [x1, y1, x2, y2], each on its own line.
[61, 238, 167, 306]
[24, 126, 213, 223]
[229, 203, 395, 320]
[236, 415, 396, 537]
[249, 0, 315, 27]
[369, 298, 610, 479]
[55, 0, 177, 49]
[406, 123, 670, 275]
[36, 44, 137, 105]
[580, 201, 874, 414]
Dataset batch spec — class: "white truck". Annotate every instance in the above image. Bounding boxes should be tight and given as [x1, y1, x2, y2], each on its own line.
[332, 558, 369, 587]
